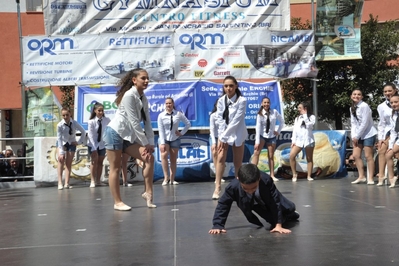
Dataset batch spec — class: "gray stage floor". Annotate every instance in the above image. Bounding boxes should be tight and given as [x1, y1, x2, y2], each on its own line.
[1, 176, 399, 266]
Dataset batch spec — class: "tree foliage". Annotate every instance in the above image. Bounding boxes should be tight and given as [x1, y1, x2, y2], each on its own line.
[282, 15, 399, 129]
[60, 86, 75, 114]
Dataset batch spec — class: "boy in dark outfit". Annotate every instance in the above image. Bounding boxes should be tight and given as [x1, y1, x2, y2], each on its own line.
[209, 163, 299, 234]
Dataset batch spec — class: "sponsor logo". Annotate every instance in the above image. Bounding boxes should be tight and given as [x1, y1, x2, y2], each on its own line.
[27, 38, 74, 56]
[194, 71, 205, 78]
[224, 51, 240, 57]
[335, 25, 355, 39]
[179, 33, 225, 50]
[181, 53, 199, 57]
[214, 70, 231, 76]
[177, 137, 209, 165]
[198, 59, 208, 67]
[216, 58, 225, 66]
[232, 64, 251, 68]
[180, 64, 191, 71]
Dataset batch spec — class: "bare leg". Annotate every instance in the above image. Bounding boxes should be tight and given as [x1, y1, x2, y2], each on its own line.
[107, 149, 125, 204]
[90, 151, 98, 187]
[351, 145, 367, 183]
[232, 144, 245, 177]
[305, 146, 314, 181]
[377, 140, 388, 185]
[125, 144, 156, 208]
[214, 143, 228, 199]
[160, 144, 170, 184]
[96, 155, 105, 185]
[289, 145, 302, 181]
[57, 148, 65, 188]
[363, 145, 375, 184]
[267, 143, 277, 178]
[385, 149, 395, 185]
[251, 139, 265, 165]
[64, 151, 75, 187]
[169, 147, 179, 183]
[121, 153, 130, 185]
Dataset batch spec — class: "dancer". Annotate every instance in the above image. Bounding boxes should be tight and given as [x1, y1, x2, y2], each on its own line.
[350, 89, 378, 185]
[251, 97, 284, 182]
[385, 94, 399, 188]
[209, 164, 299, 234]
[157, 97, 191, 185]
[87, 102, 110, 188]
[56, 107, 86, 190]
[213, 76, 248, 200]
[376, 82, 397, 185]
[210, 101, 226, 183]
[289, 101, 315, 182]
[104, 68, 156, 211]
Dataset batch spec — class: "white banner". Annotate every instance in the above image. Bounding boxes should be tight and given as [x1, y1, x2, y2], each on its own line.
[42, 0, 290, 35]
[22, 29, 317, 86]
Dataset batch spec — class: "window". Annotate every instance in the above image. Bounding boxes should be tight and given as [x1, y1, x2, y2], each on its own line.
[26, 0, 43, 12]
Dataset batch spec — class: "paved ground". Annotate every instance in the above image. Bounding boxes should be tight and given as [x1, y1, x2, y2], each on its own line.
[1, 176, 399, 266]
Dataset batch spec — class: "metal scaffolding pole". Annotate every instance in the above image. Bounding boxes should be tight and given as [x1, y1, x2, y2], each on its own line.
[311, 0, 319, 129]
[16, 0, 26, 137]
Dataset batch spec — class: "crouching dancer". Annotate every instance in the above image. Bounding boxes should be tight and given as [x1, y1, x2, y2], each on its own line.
[209, 164, 299, 234]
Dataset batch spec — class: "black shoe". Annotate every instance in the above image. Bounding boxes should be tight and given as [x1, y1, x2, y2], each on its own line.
[286, 211, 300, 221]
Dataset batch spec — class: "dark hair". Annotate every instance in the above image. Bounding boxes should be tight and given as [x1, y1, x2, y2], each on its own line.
[165, 97, 176, 111]
[299, 101, 313, 119]
[384, 82, 397, 91]
[115, 68, 147, 106]
[89, 102, 105, 120]
[222, 76, 242, 98]
[237, 164, 261, 184]
[211, 100, 218, 115]
[350, 89, 362, 121]
[257, 97, 270, 116]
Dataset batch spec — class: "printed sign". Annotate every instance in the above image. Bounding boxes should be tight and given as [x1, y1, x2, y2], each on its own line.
[42, 0, 290, 35]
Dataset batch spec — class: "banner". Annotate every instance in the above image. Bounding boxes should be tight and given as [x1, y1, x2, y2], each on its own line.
[22, 29, 317, 87]
[42, 0, 290, 35]
[315, 0, 364, 61]
[25, 87, 61, 137]
[75, 80, 283, 130]
[33, 131, 347, 183]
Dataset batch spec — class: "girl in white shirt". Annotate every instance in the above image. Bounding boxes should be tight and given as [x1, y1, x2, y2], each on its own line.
[376, 83, 397, 185]
[87, 102, 110, 188]
[251, 97, 284, 182]
[385, 95, 399, 188]
[350, 89, 378, 185]
[209, 101, 226, 183]
[56, 107, 86, 190]
[104, 68, 156, 211]
[290, 101, 316, 182]
[157, 97, 191, 185]
[213, 76, 248, 200]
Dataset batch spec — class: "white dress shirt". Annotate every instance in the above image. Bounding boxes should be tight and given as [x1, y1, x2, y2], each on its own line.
[255, 109, 285, 145]
[377, 100, 392, 141]
[107, 86, 155, 146]
[216, 94, 248, 146]
[57, 118, 86, 155]
[350, 100, 377, 140]
[291, 114, 315, 148]
[209, 112, 219, 145]
[157, 110, 191, 144]
[87, 116, 110, 150]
